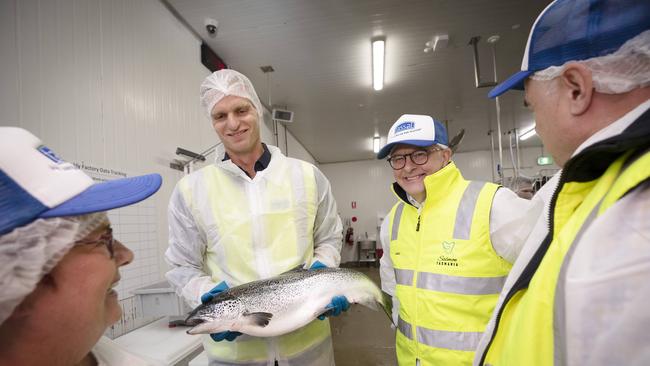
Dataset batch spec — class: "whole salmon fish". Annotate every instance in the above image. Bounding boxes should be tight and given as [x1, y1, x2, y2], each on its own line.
[185, 267, 392, 337]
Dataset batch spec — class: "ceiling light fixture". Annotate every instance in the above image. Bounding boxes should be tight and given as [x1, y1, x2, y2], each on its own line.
[519, 126, 536, 140]
[372, 38, 385, 91]
[372, 136, 381, 153]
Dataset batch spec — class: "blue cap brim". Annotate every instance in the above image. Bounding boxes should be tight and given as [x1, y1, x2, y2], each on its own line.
[377, 140, 435, 159]
[488, 70, 533, 99]
[40, 173, 162, 218]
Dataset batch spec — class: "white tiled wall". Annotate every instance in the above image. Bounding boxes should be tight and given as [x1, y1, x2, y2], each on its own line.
[0, 0, 209, 337]
[1, 0, 318, 338]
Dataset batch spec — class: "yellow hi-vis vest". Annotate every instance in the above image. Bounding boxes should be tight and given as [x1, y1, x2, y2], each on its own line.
[389, 162, 511, 366]
[177, 147, 331, 365]
[482, 147, 650, 365]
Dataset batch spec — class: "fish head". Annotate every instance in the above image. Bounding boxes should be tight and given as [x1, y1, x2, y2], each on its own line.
[185, 296, 244, 335]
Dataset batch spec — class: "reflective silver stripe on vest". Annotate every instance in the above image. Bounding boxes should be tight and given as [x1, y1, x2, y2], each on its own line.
[398, 316, 413, 340]
[395, 268, 415, 286]
[417, 326, 484, 352]
[391, 202, 405, 241]
[417, 272, 507, 295]
[399, 317, 482, 351]
[553, 202, 600, 366]
[208, 358, 268, 366]
[453, 181, 485, 240]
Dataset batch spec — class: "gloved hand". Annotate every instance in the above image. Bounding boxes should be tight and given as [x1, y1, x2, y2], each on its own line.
[309, 260, 327, 270]
[200, 281, 242, 342]
[318, 295, 350, 320]
[308, 262, 350, 320]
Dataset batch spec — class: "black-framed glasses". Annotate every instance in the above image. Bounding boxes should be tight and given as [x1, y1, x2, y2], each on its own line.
[387, 148, 440, 170]
[75, 227, 115, 258]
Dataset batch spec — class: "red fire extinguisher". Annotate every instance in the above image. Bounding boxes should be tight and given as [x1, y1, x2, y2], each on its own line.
[345, 227, 354, 246]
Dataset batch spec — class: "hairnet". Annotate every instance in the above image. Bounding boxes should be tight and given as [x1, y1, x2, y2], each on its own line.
[531, 30, 650, 94]
[507, 175, 534, 190]
[0, 212, 108, 326]
[200, 69, 265, 121]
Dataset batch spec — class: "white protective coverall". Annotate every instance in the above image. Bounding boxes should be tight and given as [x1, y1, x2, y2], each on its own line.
[474, 100, 650, 366]
[165, 143, 343, 366]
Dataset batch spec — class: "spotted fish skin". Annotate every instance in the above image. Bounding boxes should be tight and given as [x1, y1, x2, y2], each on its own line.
[185, 267, 392, 337]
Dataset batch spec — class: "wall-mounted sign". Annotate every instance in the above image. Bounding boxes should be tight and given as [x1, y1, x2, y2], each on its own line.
[537, 156, 553, 166]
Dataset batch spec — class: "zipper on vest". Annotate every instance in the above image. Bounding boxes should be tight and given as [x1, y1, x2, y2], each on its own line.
[416, 215, 421, 231]
[478, 170, 564, 365]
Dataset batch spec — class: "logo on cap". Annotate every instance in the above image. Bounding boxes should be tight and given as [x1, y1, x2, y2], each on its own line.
[395, 122, 415, 133]
[38, 145, 64, 164]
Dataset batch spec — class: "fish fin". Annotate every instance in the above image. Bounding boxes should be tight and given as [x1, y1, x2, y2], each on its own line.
[280, 264, 307, 274]
[355, 291, 394, 326]
[243, 312, 273, 327]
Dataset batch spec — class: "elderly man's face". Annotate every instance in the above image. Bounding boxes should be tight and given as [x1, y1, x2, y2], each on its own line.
[390, 144, 451, 202]
[18, 223, 134, 363]
[524, 78, 576, 166]
[210, 95, 261, 157]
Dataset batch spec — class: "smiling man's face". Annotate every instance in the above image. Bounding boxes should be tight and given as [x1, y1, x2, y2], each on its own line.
[390, 144, 450, 202]
[210, 95, 261, 157]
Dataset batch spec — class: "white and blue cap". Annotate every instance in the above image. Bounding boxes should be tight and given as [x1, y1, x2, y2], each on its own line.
[488, 0, 650, 98]
[0, 127, 163, 236]
[377, 114, 448, 159]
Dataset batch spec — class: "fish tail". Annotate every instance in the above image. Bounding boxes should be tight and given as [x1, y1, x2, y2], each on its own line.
[378, 291, 395, 326]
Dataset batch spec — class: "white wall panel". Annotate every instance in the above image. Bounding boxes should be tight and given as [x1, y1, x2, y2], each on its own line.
[319, 159, 395, 263]
[320, 146, 559, 263]
[260, 111, 317, 165]
[0, 0, 214, 337]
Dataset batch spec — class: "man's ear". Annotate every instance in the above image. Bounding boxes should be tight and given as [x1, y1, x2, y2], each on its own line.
[560, 63, 593, 116]
[10, 274, 57, 319]
[441, 148, 452, 164]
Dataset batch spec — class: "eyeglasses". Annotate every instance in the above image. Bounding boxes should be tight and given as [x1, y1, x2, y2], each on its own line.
[387, 148, 441, 170]
[75, 227, 115, 258]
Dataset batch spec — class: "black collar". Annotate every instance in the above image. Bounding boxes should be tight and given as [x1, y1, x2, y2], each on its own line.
[222, 143, 272, 177]
[392, 182, 412, 206]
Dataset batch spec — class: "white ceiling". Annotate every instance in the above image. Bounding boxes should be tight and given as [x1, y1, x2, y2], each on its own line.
[167, 0, 550, 163]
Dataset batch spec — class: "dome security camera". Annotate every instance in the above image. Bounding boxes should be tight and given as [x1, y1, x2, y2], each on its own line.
[205, 18, 218, 36]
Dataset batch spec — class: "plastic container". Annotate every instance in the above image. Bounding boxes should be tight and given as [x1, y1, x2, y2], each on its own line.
[132, 280, 192, 318]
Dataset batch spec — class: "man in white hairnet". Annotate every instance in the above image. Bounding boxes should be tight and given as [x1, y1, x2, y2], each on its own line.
[474, 0, 650, 365]
[0, 127, 162, 365]
[165, 69, 344, 365]
[506, 175, 535, 200]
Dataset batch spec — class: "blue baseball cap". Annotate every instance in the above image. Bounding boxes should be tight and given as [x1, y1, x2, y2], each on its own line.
[0, 127, 163, 235]
[488, 0, 650, 99]
[377, 114, 448, 159]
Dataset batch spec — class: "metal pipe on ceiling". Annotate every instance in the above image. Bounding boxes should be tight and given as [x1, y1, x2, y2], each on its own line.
[487, 35, 504, 183]
[469, 35, 503, 183]
[488, 130, 496, 182]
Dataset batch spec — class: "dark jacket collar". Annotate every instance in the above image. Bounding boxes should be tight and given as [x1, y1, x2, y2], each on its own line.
[562, 108, 650, 183]
[222, 143, 271, 177]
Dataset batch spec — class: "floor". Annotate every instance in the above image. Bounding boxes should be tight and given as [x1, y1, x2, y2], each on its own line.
[330, 264, 398, 366]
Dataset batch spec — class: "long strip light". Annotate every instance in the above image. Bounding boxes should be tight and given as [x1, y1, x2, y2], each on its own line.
[519, 125, 536, 140]
[372, 39, 385, 91]
[372, 136, 381, 153]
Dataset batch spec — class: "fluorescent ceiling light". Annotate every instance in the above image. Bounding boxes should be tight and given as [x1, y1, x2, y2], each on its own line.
[372, 136, 381, 153]
[519, 126, 536, 141]
[372, 39, 385, 91]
